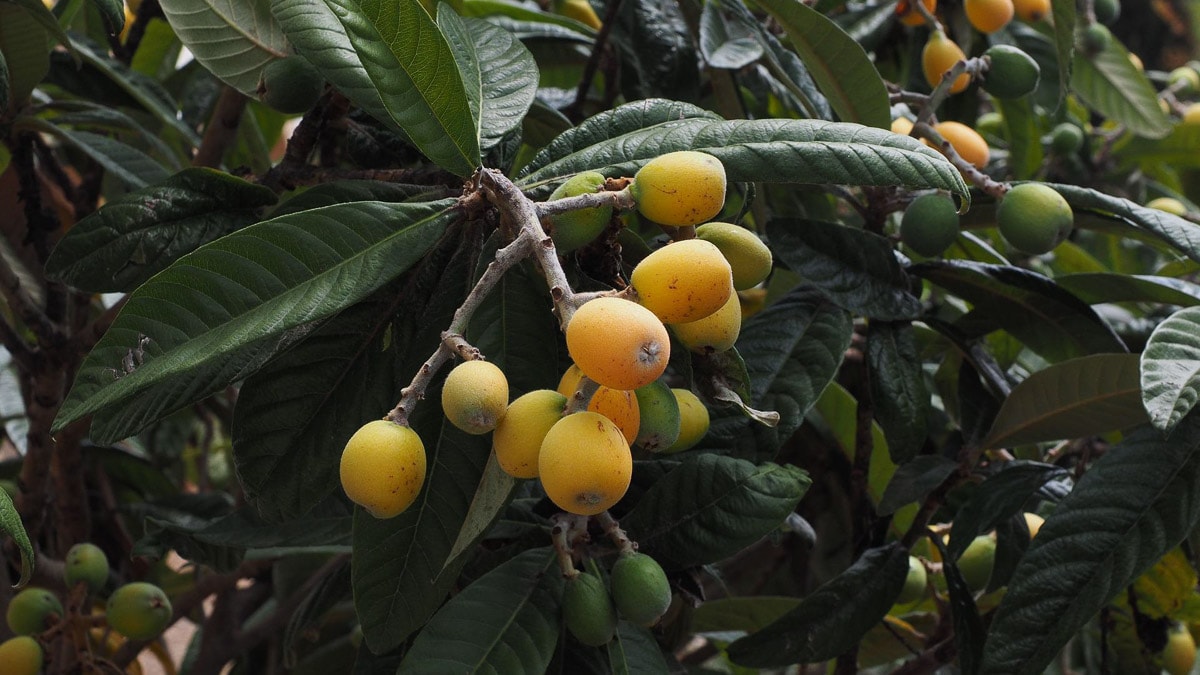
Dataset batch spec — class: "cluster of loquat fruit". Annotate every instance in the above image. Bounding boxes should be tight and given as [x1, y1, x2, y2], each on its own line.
[2, 543, 173, 674]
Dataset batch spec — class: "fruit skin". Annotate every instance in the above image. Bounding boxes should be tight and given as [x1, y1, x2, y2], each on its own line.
[1183, 103, 1200, 126]
[895, 0, 936, 26]
[65, 542, 110, 594]
[663, 389, 710, 453]
[997, 183, 1074, 255]
[1048, 123, 1084, 156]
[1093, 0, 1120, 25]
[0, 636, 43, 675]
[339, 420, 427, 518]
[631, 239, 734, 324]
[562, 571, 617, 646]
[1163, 623, 1196, 675]
[441, 360, 509, 435]
[895, 556, 928, 605]
[900, 193, 960, 257]
[965, 0, 1014, 34]
[493, 389, 567, 479]
[1024, 512, 1044, 538]
[566, 297, 670, 391]
[923, 32, 970, 94]
[933, 121, 990, 169]
[610, 552, 672, 627]
[1148, 197, 1188, 216]
[547, 172, 612, 252]
[633, 380, 682, 452]
[257, 56, 324, 115]
[6, 588, 63, 635]
[695, 222, 773, 290]
[1012, 0, 1049, 21]
[106, 582, 173, 641]
[631, 151, 727, 227]
[557, 364, 640, 444]
[670, 285, 742, 353]
[982, 45, 1040, 99]
[956, 535, 996, 592]
[1080, 23, 1110, 55]
[539, 412, 632, 516]
[891, 116, 915, 136]
[554, 0, 602, 30]
[1169, 67, 1200, 95]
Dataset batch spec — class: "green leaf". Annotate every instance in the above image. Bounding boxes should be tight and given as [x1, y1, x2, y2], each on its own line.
[981, 353, 1145, 448]
[707, 285, 852, 459]
[621, 454, 810, 571]
[396, 548, 562, 673]
[1070, 31, 1169, 139]
[867, 322, 930, 464]
[15, 117, 169, 188]
[750, 0, 889, 128]
[726, 543, 909, 666]
[0, 5, 49, 105]
[437, 8, 537, 152]
[5, 0, 76, 62]
[1050, 182, 1200, 264]
[692, 596, 801, 633]
[877, 455, 958, 516]
[1049, 0, 1075, 110]
[46, 168, 277, 293]
[519, 117, 968, 203]
[159, 0, 288, 96]
[607, 622, 671, 674]
[1141, 307, 1200, 435]
[946, 462, 1067, 561]
[272, 0, 480, 176]
[89, 0, 126, 34]
[0, 487, 33, 586]
[980, 414, 1200, 674]
[42, 101, 184, 169]
[0, 44, 9, 111]
[768, 219, 921, 320]
[911, 260, 1127, 363]
[53, 200, 457, 443]
[698, 0, 763, 69]
[994, 95, 1043, 181]
[272, 180, 449, 216]
[460, 0, 597, 35]
[1055, 273, 1200, 307]
[1118, 121, 1200, 171]
[931, 533, 985, 675]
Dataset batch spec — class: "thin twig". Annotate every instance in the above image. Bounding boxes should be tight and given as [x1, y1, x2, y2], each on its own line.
[564, 0, 625, 123]
[594, 511, 636, 554]
[912, 122, 1009, 199]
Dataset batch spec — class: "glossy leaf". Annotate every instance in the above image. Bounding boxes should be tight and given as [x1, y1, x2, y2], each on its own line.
[0, 5, 49, 105]
[726, 543, 909, 666]
[1055, 273, 1200, 307]
[877, 455, 958, 516]
[768, 219, 921, 320]
[1142, 307, 1200, 434]
[46, 168, 277, 292]
[0, 487, 33, 586]
[621, 454, 810, 571]
[751, 0, 889, 128]
[1070, 30, 1169, 139]
[89, 0, 126, 34]
[16, 117, 169, 189]
[273, 0, 479, 175]
[607, 622, 671, 674]
[53, 200, 457, 443]
[911, 260, 1127, 363]
[698, 0, 763, 69]
[395, 548, 562, 673]
[982, 353, 1146, 448]
[867, 322, 929, 463]
[160, 0, 288, 96]
[980, 414, 1200, 674]
[1052, 182, 1200, 264]
[1049, 0, 1075, 109]
[6, 0, 75, 61]
[437, 8, 538, 152]
[994, 95, 1043, 181]
[946, 462, 1069, 560]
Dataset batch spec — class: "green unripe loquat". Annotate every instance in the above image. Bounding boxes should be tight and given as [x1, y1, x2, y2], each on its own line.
[0, 636, 43, 675]
[106, 582, 173, 641]
[1049, 123, 1084, 156]
[547, 172, 612, 252]
[1093, 0, 1119, 25]
[340, 420, 427, 518]
[1148, 197, 1188, 216]
[562, 571, 618, 646]
[1080, 23, 1111, 55]
[982, 45, 1040, 100]
[6, 588, 62, 635]
[900, 194, 960, 257]
[257, 56, 324, 115]
[442, 360, 509, 435]
[610, 552, 672, 627]
[631, 151, 727, 227]
[663, 389, 710, 453]
[1169, 67, 1200, 95]
[956, 535, 996, 592]
[695, 222, 773, 290]
[975, 112, 1006, 142]
[64, 542, 110, 594]
[493, 389, 567, 479]
[633, 380, 682, 452]
[895, 556, 928, 605]
[670, 285, 741, 353]
[997, 183, 1074, 255]
[631, 239, 734, 324]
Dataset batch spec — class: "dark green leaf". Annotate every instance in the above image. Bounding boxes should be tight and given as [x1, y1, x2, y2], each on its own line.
[54, 200, 456, 443]
[437, 8, 537, 152]
[946, 462, 1068, 560]
[877, 455, 958, 516]
[1070, 29, 1169, 139]
[6, 0, 76, 61]
[607, 622, 670, 674]
[1141, 307, 1200, 435]
[698, 0, 763, 69]
[46, 168, 277, 292]
[0, 487, 33, 586]
[751, 0, 889, 128]
[1117, 122, 1200, 170]
[609, 0, 698, 102]
[1055, 273, 1200, 307]
[692, 596, 801, 633]
[1049, 0, 1075, 110]
[621, 454, 810, 571]
[460, 0, 598, 35]
[272, 180, 450, 216]
[982, 353, 1146, 448]
[867, 322, 930, 463]
[89, 0, 126, 34]
[16, 117, 169, 188]
[980, 414, 1200, 674]
[273, 0, 479, 175]
[1051, 182, 1200, 264]
[911, 260, 1127, 362]
[931, 534, 984, 675]
[0, 5, 49, 105]
[160, 0, 288, 96]
[395, 547, 563, 673]
[726, 543, 909, 666]
[0, 44, 9, 111]
[769, 219, 921, 320]
[994, 95, 1043, 181]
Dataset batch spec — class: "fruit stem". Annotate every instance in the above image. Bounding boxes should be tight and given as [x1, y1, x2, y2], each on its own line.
[595, 511, 636, 555]
[552, 513, 587, 579]
[914, 57, 988, 126]
[565, 376, 601, 415]
[911, 121, 1009, 199]
[912, 0, 944, 33]
[533, 185, 636, 218]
